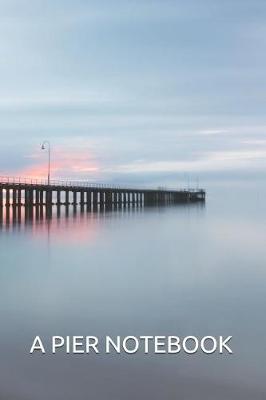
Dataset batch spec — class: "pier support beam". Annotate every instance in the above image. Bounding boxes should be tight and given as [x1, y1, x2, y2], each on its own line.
[46, 190, 52, 207]
[105, 191, 112, 208]
[113, 192, 117, 205]
[80, 191, 85, 207]
[57, 190, 61, 205]
[121, 192, 126, 207]
[99, 191, 104, 208]
[86, 191, 91, 211]
[35, 190, 40, 206]
[73, 191, 77, 206]
[17, 189, 21, 206]
[118, 192, 122, 207]
[6, 189, 10, 206]
[12, 189, 17, 206]
[30, 189, 34, 206]
[93, 191, 98, 209]
[39, 190, 44, 205]
[65, 190, 69, 206]
[127, 192, 130, 206]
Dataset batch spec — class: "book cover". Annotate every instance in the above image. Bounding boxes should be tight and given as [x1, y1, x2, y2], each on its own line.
[0, 1, 265, 399]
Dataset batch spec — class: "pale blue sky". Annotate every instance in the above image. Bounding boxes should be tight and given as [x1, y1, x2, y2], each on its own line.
[0, 0, 266, 186]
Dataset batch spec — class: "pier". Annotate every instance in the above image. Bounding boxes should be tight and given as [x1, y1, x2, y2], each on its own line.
[0, 177, 205, 210]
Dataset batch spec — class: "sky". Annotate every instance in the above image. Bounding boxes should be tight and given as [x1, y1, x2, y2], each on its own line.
[0, 0, 266, 188]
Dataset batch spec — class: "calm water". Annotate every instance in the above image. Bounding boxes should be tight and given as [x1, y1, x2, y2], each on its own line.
[0, 186, 265, 399]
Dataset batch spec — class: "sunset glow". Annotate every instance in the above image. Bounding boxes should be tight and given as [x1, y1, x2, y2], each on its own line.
[17, 147, 100, 181]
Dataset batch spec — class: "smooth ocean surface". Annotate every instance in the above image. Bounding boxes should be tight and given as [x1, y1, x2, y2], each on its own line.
[0, 185, 265, 399]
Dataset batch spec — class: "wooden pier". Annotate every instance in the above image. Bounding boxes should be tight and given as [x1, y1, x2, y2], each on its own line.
[0, 177, 205, 210]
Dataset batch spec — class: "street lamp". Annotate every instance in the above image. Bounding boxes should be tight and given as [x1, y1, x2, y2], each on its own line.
[41, 141, 51, 185]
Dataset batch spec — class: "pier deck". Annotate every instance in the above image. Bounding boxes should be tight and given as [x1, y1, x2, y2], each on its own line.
[0, 177, 205, 208]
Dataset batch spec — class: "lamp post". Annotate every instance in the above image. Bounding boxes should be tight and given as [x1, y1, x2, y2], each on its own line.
[41, 141, 51, 185]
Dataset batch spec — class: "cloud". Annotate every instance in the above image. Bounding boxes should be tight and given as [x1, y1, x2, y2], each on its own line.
[198, 129, 230, 136]
[15, 145, 100, 180]
[106, 149, 266, 175]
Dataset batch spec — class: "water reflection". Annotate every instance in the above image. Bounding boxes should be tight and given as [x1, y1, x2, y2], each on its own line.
[0, 202, 205, 237]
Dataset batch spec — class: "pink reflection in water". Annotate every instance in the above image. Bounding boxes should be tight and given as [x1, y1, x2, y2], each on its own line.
[0, 206, 102, 245]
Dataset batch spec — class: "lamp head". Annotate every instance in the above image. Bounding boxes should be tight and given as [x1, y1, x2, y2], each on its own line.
[41, 144, 45, 150]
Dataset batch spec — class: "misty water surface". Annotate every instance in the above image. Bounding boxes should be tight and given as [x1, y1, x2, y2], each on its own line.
[0, 185, 265, 400]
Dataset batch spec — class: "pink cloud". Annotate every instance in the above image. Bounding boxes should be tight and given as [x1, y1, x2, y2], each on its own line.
[16, 146, 100, 181]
